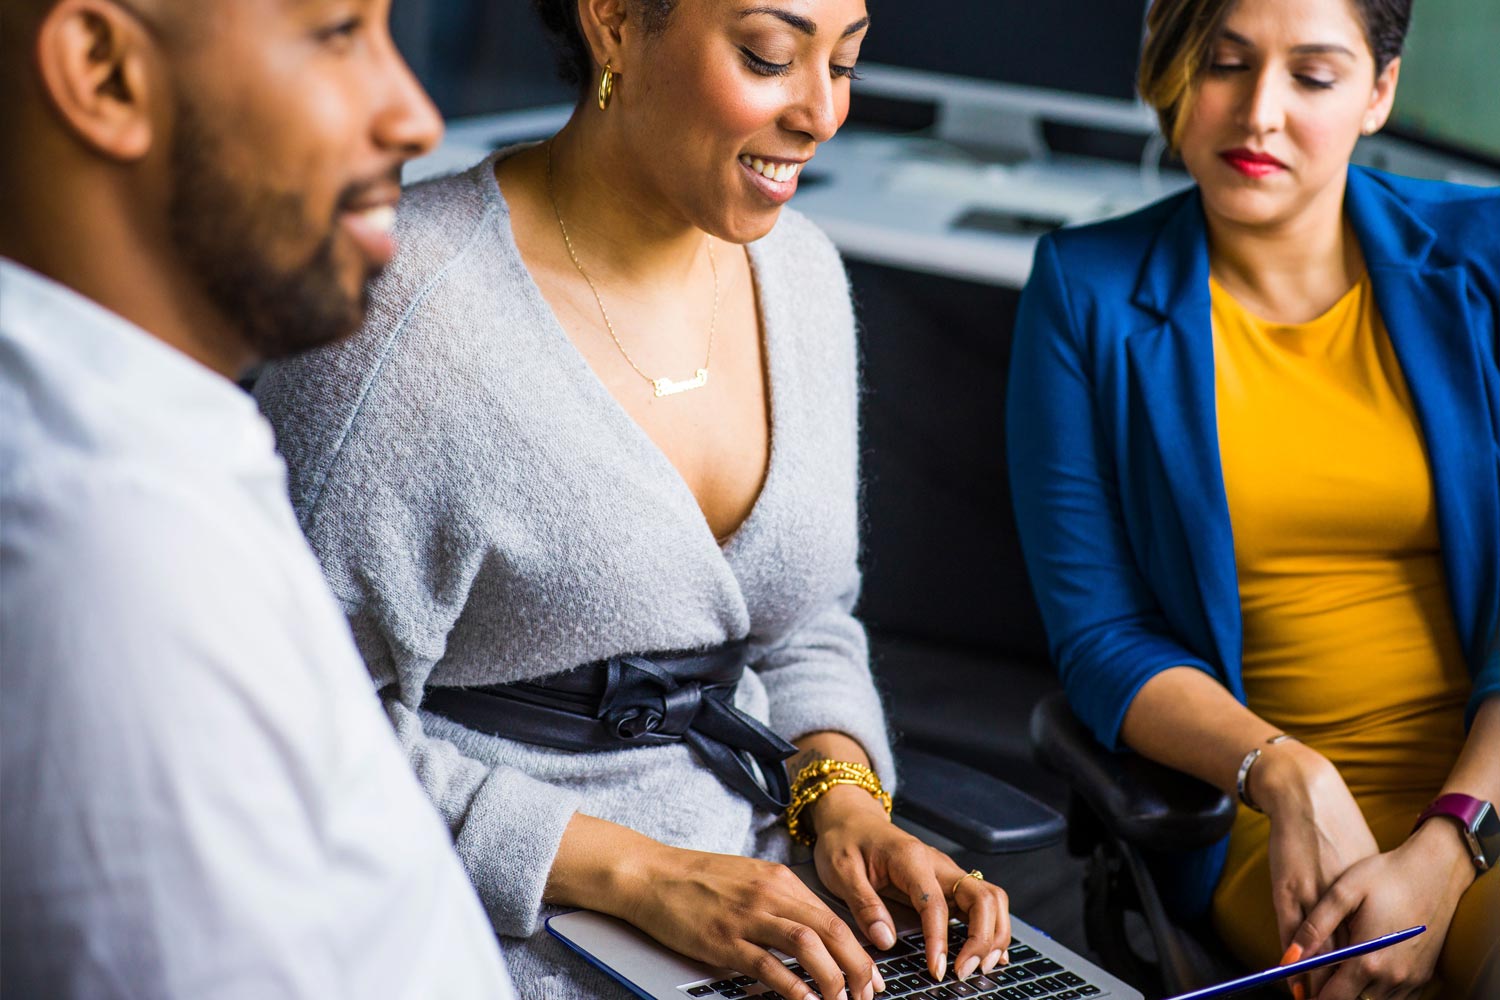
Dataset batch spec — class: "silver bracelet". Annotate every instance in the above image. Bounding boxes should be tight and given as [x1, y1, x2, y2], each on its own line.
[1236, 733, 1297, 813]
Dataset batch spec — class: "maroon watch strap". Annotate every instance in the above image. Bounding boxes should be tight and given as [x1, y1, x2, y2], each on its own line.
[1415, 793, 1486, 832]
[1414, 793, 1496, 872]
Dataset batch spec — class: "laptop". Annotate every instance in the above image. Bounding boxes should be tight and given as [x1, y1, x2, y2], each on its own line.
[546, 863, 1142, 1000]
[547, 864, 1425, 1000]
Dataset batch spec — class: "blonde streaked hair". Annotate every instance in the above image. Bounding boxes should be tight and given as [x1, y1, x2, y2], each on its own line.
[1138, 0, 1237, 152]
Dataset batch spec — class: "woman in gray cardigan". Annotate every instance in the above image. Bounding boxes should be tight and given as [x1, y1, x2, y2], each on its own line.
[255, 1, 1011, 997]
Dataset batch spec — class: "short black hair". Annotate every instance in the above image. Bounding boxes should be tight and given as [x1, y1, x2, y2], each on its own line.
[530, 0, 678, 90]
[1351, 0, 1414, 75]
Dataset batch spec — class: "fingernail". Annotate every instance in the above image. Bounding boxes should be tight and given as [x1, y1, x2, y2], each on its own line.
[935, 953, 947, 981]
[1001, 949, 1010, 965]
[873, 967, 886, 992]
[1280, 944, 1303, 966]
[1292, 984, 1305, 1000]
[983, 950, 1002, 973]
[871, 921, 896, 950]
[956, 955, 979, 980]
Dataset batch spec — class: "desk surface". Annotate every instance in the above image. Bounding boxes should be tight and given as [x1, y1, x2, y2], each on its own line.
[786, 132, 1190, 287]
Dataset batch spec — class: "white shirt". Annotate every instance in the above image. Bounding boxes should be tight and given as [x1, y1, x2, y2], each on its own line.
[0, 259, 515, 999]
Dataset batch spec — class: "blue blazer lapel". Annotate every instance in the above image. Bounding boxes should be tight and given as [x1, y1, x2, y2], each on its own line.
[1347, 170, 1500, 674]
[1126, 192, 1244, 685]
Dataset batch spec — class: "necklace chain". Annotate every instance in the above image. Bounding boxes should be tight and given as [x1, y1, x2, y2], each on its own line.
[546, 142, 718, 396]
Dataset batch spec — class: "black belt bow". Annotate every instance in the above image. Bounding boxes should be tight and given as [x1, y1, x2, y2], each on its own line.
[420, 641, 796, 810]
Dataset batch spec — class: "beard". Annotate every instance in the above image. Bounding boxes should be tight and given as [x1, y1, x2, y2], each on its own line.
[166, 97, 373, 362]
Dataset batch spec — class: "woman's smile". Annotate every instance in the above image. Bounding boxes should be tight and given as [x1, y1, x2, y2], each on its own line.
[737, 153, 808, 204]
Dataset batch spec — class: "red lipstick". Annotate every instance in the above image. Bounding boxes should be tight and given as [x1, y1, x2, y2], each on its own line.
[1220, 148, 1287, 178]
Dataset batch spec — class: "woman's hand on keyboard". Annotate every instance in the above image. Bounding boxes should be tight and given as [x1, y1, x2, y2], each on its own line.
[811, 784, 1014, 984]
[621, 842, 880, 1000]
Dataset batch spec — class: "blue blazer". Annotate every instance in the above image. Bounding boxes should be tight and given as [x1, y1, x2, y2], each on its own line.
[1007, 166, 1500, 916]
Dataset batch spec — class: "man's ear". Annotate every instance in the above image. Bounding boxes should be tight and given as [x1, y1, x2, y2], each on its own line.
[34, 0, 157, 160]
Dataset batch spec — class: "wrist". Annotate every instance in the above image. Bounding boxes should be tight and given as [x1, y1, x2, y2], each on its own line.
[1408, 811, 1482, 895]
[809, 782, 892, 835]
[600, 830, 675, 923]
[1253, 741, 1339, 818]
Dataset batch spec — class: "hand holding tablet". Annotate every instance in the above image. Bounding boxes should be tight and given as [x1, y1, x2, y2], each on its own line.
[1163, 926, 1426, 1000]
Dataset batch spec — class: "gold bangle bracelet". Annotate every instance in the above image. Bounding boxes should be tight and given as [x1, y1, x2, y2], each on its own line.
[784, 759, 891, 846]
[790, 758, 881, 793]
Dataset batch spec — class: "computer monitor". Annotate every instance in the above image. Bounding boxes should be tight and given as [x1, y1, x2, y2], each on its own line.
[1386, 0, 1500, 166]
[391, 0, 572, 119]
[856, 1, 1149, 107]
[848, 0, 1156, 152]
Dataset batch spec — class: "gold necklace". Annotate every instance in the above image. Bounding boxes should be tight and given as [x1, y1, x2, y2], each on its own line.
[546, 142, 718, 398]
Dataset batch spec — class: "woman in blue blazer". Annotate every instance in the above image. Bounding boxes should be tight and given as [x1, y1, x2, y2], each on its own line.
[1008, 0, 1498, 997]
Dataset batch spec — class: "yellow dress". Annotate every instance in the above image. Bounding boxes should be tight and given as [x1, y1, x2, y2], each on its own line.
[1208, 274, 1498, 998]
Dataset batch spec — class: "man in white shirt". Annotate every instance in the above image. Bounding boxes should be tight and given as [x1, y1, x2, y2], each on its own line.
[0, 2, 515, 996]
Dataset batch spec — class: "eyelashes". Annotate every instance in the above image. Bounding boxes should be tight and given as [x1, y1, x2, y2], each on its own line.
[739, 46, 861, 81]
[741, 47, 792, 76]
[1207, 63, 1337, 90]
[317, 17, 363, 42]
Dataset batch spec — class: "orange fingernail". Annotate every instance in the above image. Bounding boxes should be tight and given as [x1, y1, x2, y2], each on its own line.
[1292, 983, 1305, 1000]
[1280, 944, 1303, 965]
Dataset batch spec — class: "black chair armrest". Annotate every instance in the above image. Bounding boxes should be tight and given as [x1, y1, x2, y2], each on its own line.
[1029, 692, 1235, 850]
[893, 748, 1066, 855]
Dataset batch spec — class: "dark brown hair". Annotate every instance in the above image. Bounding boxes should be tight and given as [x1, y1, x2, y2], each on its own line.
[531, 0, 677, 91]
[1138, 0, 1414, 148]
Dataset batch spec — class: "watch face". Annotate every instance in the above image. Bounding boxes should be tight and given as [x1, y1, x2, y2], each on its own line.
[1476, 802, 1500, 870]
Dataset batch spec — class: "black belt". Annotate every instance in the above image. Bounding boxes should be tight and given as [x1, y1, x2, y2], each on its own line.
[420, 641, 797, 810]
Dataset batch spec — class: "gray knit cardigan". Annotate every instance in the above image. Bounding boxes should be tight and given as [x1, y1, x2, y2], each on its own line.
[254, 150, 894, 996]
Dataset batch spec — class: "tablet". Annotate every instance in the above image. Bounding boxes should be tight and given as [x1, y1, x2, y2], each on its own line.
[1165, 926, 1425, 1000]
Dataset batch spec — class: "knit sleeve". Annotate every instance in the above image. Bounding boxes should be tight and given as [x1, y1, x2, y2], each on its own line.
[252, 166, 591, 936]
[380, 664, 584, 937]
[755, 572, 896, 790]
[261, 346, 590, 937]
[748, 210, 895, 790]
[263, 354, 588, 936]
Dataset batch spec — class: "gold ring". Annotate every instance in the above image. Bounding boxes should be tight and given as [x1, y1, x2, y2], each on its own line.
[950, 869, 984, 897]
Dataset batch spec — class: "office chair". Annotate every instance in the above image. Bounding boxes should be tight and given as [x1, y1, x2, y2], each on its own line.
[892, 745, 1066, 857]
[1030, 692, 1240, 997]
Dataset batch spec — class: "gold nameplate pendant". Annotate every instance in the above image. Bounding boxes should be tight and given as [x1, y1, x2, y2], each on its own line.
[652, 369, 709, 398]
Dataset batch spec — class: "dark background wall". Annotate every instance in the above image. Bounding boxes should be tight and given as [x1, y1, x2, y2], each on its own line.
[391, 0, 572, 117]
[389, 0, 1150, 117]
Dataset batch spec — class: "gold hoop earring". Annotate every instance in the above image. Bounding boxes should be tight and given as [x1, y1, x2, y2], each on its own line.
[597, 63, 615, 111]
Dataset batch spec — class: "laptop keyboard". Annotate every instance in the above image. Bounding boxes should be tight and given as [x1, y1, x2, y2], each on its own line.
[680, 920, 1107, 999]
